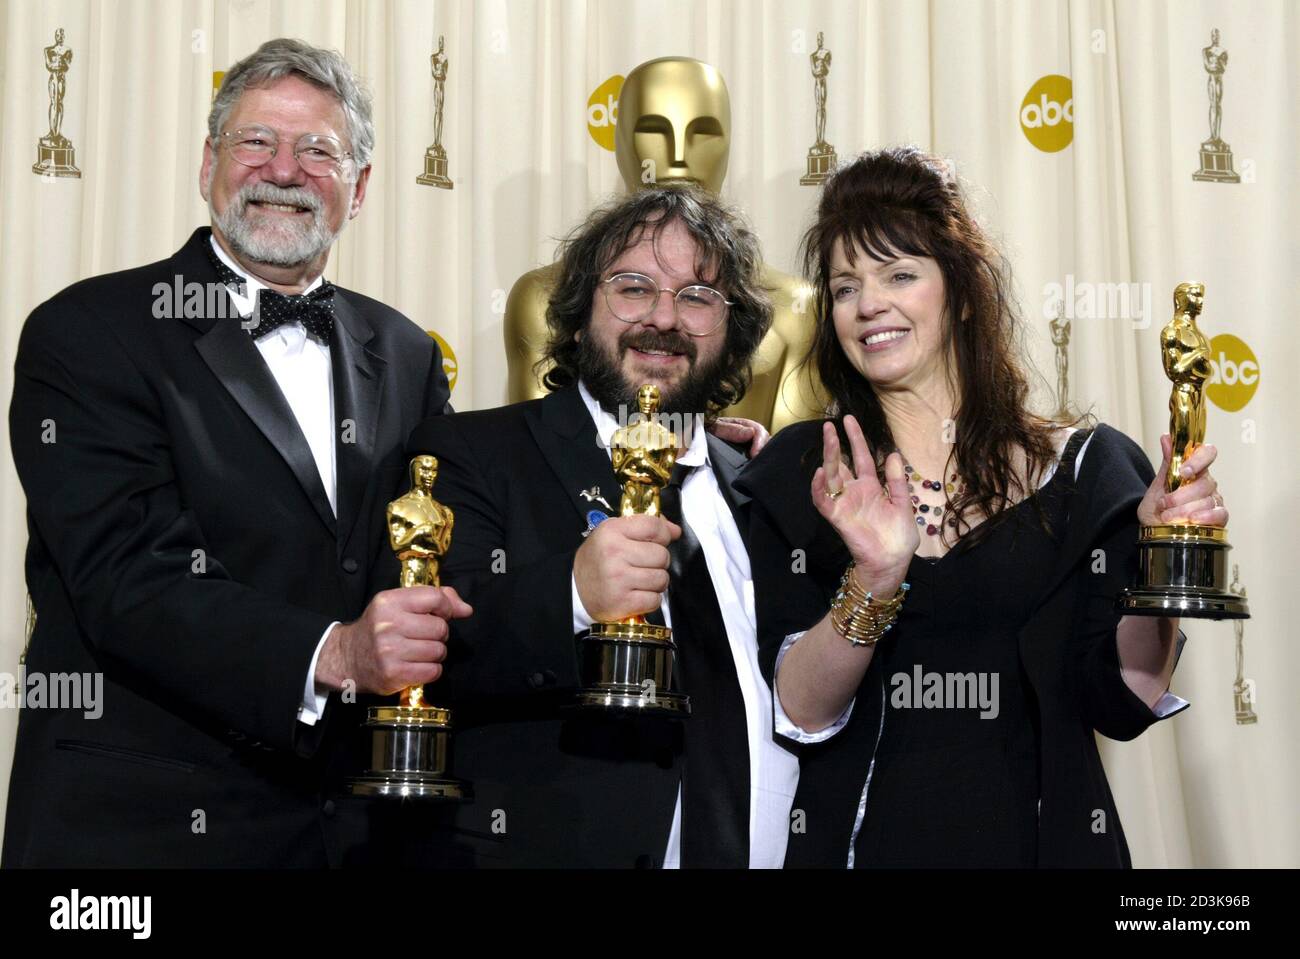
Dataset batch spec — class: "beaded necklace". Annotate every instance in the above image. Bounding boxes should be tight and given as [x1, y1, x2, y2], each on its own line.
[903, 462, 965, 536]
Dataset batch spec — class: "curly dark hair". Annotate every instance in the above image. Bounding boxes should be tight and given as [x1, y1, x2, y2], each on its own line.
[538, 186, 773, 418]
[800, 146, 1076, 547]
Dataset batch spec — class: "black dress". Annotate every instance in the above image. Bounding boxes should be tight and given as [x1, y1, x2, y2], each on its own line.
[851, 434, 1083, 868]
[735, 421, 1170, 868]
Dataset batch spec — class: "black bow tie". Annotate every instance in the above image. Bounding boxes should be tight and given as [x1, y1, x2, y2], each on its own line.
[245, 286, 336, 341]
[204, 239, 335, 341]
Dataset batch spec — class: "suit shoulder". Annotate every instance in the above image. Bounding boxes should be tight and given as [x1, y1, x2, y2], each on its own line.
[408, 398, 543, 456]
[735, 419, 822, 502]
[335, 288, 431, 345]
[20, 256, 178, 349]
[1080, 423, 1154, 491]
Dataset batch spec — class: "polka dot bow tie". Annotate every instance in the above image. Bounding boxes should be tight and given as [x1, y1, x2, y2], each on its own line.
[244, 286, 336, 341]
[205, 240, 336, 341]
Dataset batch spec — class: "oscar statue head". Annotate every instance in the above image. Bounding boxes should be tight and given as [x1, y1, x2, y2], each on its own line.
[1174, 281, 1205, 317]
[615, 57, 731, 195]
[409, 454, 438, 494]
[636, 383, 661, 418]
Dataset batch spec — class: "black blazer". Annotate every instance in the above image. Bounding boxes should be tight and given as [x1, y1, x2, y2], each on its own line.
[736, 420, 1170, 868]
[404, 384, 752, 868]
[4, 228, 449, 867]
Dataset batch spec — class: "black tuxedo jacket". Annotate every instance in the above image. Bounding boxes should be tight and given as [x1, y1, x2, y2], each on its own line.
[3, 227, 449, 867]
[404, 385, 751, 868]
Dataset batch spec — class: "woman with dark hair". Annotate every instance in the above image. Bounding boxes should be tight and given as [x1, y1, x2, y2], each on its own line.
[736, 147, 1228, 868]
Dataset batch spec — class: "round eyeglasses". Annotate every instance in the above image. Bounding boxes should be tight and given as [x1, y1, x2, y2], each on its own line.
[600, 272, 733, 336]
[218, 126, 354, 177]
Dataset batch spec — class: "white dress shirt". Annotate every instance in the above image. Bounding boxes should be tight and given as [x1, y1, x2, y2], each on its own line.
[568, 381, 799, 868]
[209, 238, 338, 727]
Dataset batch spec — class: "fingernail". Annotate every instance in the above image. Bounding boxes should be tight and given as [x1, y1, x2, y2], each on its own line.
[1180, 465, 1194, 477]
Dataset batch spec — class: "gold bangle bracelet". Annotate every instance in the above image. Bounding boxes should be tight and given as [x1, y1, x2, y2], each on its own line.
[829, 564, 910, 647]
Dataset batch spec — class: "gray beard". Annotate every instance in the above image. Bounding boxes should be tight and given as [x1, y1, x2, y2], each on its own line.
[208, 181, 347, 268]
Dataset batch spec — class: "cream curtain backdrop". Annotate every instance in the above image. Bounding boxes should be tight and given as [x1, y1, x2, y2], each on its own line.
[0, 0, 1293, 867]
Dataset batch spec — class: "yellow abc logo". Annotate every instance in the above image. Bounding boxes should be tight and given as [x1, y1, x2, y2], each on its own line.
[1206, 333, 1259, 412]
[426, 330, 459, 393]
[1019, 75, 1074, 153]
[587, 75, 623, 151]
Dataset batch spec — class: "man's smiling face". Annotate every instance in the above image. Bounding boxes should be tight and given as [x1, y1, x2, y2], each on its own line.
[200, 74, 369, 271]
[577, 216, 730, 417]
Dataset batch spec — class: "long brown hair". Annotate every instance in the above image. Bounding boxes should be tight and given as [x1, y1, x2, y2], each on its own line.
[800, 146, 1071, 547]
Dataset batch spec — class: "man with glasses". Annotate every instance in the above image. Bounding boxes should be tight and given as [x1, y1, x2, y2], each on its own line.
[405, 186, 799, 868]
[4, 39, 464, 867]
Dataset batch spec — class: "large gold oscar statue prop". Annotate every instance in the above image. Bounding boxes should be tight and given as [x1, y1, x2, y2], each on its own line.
[575, 386, 690, 715]
[504, 57, 822, 431]
[348, 455, 469, 799]
[1118, 283, 1249, 620]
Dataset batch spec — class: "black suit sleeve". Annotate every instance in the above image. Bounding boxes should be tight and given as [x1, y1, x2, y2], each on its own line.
[407, 414, 583, 701]
[10, 296, 334, 754]
[1070, 433, 1166, 742]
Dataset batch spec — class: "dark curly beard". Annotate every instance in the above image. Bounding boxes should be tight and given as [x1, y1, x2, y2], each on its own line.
[575, 325, 726, 420]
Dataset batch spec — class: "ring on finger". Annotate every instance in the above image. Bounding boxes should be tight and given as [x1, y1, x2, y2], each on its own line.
[827, 486, 844, 500]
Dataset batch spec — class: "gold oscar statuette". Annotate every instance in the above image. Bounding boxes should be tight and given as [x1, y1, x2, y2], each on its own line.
[575, 386, 691, 715]
[347, 455, 469, 799]
[1117, 283, 1249, 620]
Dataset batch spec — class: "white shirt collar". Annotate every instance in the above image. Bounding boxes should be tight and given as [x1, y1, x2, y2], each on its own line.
[576, 380, 709, 469]
[208, 234, 324, 317]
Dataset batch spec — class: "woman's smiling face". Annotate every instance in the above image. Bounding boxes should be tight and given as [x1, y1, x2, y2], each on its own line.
[829, 238, 950, 392]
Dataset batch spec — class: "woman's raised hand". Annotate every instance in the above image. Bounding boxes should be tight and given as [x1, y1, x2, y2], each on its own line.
[811, 415, 919, 594]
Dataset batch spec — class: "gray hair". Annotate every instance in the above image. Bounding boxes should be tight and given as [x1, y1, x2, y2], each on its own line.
[208, 38, 375, 170]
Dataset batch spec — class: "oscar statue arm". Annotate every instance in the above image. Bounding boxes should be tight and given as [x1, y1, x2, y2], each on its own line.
[406, 413, 585, 702]
[737, 264, 824, 433]
[1169, 326, 1212, 377]
[387, 503, 432, 554]
[504, 265, 557, 403]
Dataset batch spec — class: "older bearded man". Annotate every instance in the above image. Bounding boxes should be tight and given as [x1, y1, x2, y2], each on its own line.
[4, 39, 465, 867]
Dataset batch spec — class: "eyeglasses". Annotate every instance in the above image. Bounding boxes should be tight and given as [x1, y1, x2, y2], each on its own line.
[218, 126, 354, 177]
[600, 272, 733, 336]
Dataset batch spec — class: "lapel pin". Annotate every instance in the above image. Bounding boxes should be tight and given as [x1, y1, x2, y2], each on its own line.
[579, 486, 614, 512]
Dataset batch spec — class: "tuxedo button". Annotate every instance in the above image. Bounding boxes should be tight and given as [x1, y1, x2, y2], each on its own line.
[322, 800, 336, 818]
[341, 558, 359, 574]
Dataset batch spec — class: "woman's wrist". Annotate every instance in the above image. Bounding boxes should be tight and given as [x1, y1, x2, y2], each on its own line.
[831, 564, 910, 647]
[849, 561, 908, 598]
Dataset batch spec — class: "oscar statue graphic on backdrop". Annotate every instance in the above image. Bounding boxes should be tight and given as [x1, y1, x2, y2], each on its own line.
[1048, 301, 1071, 418]
[1227, 565, 1257, 724]
[33, 28, 80, 178]
[417, 36, 453, 189]
[1192, 29, 1241, 183]
[575, 385, 690, 715]
[1118, 283, 1249, 619]
[800, 32, 837, 185]
[348, 455, 468, 799]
